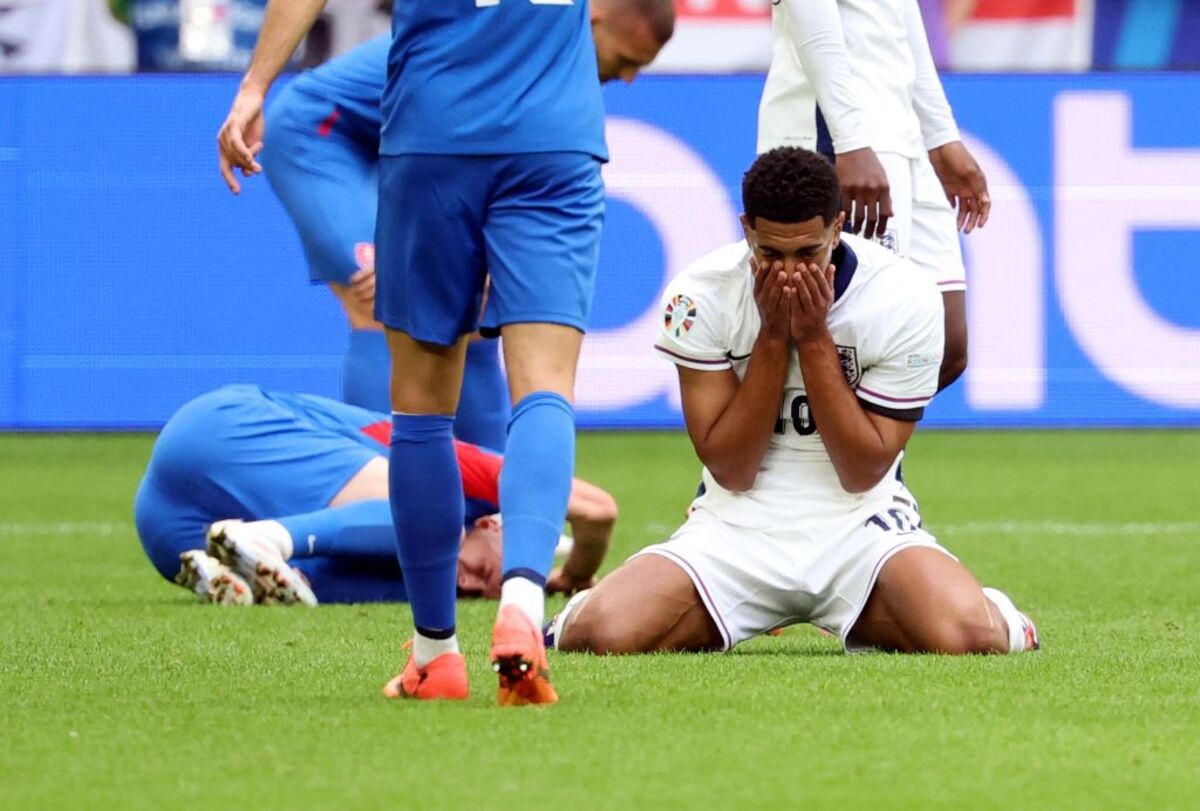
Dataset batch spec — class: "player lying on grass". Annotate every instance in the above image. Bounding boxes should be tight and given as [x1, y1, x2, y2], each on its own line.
[133, 385, 616, 607]
[547, 147, 1038, 657]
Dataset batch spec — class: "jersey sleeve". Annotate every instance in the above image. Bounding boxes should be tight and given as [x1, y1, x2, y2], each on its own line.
[855, 285, 944, 422]
[904, 0, 961, 151]
[652, 282, 732, 371]
[454, 441, 502, 507]
[779, 0, 872, 154]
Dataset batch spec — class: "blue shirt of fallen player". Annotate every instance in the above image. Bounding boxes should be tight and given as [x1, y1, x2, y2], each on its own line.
[382, 1, 607, 160]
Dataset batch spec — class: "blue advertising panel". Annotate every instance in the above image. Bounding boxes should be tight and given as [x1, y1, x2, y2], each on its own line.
[0, 73, 1198, 428]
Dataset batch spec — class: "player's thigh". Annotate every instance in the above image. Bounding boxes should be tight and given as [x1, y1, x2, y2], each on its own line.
[262, 116, 377, 287]
[132, 475, 209, 581]
[482, 153, 604, 340]
[909, 154, 967, 292]
[501, 323, 583, 403]
[385, 329, 471, 414]
[876, 152, 914, 256]
[374, 155, 489, 345]
[562, 553, 722, 654]
[850, 544, 1004, 654]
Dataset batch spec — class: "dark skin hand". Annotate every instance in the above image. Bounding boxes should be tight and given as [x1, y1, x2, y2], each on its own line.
[835, 147, 893, 240]
[929, 141, 990, 233]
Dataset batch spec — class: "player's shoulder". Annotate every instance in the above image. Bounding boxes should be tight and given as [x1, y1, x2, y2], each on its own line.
[667, 240, 753, 299]
[841, 234, 940, 310]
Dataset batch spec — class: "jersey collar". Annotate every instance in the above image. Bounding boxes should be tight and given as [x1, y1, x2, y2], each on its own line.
[832, 241, 858, 302]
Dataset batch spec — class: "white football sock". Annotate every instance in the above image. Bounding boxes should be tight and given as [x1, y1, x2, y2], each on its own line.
[547, 588, 592, 649]
[412, 631, 460, 668]
[982, 587, 1031, 653]
[245, 519, 294, 559]
[500, 576, 545, 628]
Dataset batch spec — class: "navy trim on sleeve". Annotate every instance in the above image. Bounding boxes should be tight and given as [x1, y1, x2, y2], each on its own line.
[858, 397, 924, 422]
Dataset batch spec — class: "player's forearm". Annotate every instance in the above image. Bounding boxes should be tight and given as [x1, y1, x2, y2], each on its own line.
[781, 0, 871, 154]
[797, 334, 896, 493]
[903, 0, 961, 151]
[564, 483, 617, 582]
[694, 336, 790, 492]
[562, 518, 612, 583]
[240, 0, 328, 94]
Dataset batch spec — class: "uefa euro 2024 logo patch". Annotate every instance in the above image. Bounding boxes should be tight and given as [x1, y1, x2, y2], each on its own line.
[664, 294, 697, 338]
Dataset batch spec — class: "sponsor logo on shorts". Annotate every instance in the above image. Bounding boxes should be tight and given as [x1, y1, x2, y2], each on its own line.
[837, 345, 861, 386]
[354, 242, 375, 272]
[664, 294, 698, 338]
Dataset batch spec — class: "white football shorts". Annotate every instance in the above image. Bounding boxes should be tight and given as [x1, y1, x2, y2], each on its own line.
[872, 152, 967, 293]
[637, 497, 955, 652]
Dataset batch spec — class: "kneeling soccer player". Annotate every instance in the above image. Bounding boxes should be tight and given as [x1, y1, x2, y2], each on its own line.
[133, 385, 615, 609]
[550, 148, 1038, 657]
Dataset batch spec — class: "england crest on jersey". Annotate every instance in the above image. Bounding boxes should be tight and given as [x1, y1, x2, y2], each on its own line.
[837, 345, 861, 387]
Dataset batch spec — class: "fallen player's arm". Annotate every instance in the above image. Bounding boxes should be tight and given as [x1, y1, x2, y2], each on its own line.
[797, 333, 915, 493]
[549, 480, 619, 594]
[677, 332, 790, 493]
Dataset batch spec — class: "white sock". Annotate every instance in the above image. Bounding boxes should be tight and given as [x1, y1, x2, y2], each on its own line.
[246, 519, 294, 559]
[413, 631, 460, 668]
[500, 576, 546, 628]
[982, 587, 1033, 653]
[547, 589, 592, 649]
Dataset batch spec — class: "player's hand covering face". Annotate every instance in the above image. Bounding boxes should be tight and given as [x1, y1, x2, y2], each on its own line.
[745, 214, 843, 345]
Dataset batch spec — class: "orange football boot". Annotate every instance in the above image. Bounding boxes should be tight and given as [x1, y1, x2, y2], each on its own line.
[491, 605, 558, 706]
[382, 643, 469, 701]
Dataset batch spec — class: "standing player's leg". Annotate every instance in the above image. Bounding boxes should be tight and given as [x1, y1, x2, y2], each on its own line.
[374, 154, 490, 700]
[910, 154, 970, 390]
[482, 152, 605, 704]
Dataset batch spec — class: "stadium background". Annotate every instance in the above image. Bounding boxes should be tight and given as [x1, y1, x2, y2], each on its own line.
[0, 73, 1197, 428]
[0, 0, 1197, 431]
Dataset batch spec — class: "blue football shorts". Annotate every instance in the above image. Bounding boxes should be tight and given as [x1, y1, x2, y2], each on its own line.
[133, 386, 380, 579]
[262, 84, 379, 286]
[374, 152, 605, 345]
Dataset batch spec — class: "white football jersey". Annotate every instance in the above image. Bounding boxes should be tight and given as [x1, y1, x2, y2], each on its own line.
[758, 0, 951, 159]
[653, 234, 943, 530]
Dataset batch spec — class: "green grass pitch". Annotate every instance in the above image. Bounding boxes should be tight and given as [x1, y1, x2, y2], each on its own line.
[2, 430, 1199, 809]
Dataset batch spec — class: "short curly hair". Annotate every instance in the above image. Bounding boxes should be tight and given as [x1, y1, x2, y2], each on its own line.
[742, 147, 840, 227]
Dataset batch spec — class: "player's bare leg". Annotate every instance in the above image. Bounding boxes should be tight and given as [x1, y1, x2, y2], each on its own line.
[939, 290, 968, 391]
[556, 554, 724, 654]
[848, 546, 1037, 654]
[483, 323, 582, 704]
[383, 329, 471, 701]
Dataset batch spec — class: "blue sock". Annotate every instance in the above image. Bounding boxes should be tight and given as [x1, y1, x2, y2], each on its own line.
[341, 329, 390, 412]
[389, 413, 462, 634]
[456, 340, 510, 452]
[277, 500, 396, 562]
[499, 392, 574, 579]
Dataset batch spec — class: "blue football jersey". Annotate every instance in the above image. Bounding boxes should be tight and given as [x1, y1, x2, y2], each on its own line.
[288, 34, 388, 136]
[382, 0, 607, 160]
